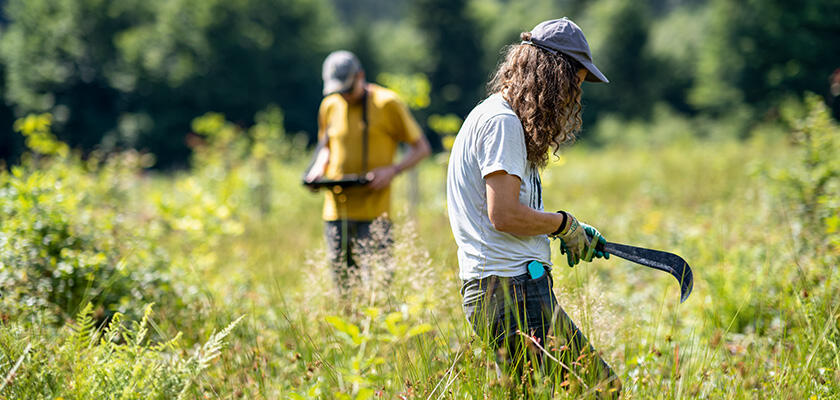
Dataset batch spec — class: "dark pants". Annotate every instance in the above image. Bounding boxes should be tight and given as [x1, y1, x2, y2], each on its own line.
[462, 269, 620, 398]
[324, 219, 393, 293]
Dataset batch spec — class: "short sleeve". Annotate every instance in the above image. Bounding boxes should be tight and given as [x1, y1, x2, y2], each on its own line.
[476, 114, 527, 180]
[385, 98, 423, 143]
[317, 97, 332, 142]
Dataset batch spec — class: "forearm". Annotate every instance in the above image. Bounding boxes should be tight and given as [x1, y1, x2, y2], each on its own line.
[305, 146, 330, 181]
[491, 201, 565, 236]
[365, 137, 429, 190]
[485, 171, 565, 236]
[392, 136, 430, 174]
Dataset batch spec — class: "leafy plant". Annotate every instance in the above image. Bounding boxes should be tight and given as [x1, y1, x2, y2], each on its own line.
[0, 116, 177, 321]
[774, 93, 840, 257]
[0, 303, 243, 399]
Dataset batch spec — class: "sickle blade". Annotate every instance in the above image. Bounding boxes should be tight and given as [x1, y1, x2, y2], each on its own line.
[602, 242, 694, 303]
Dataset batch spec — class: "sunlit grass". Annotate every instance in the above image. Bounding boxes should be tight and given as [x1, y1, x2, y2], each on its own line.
[184, 134, 838, 398]
[2, 113, 837, 398]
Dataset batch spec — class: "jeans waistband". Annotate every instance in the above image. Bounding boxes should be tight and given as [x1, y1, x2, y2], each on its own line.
[460, 264, 551, 305]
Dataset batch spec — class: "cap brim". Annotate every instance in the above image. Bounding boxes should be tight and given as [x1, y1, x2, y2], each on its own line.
[528, 38, 608, 83]
[323, 79, 354, 96]
[582, 61, 609, 83]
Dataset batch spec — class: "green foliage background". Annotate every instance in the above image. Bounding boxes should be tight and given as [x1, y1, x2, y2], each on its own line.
[0, 94, 838, 398]
[0, 0, 839, 398]
[1, 0, 839, 166]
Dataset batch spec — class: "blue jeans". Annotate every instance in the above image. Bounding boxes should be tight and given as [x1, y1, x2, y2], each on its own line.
[462, 269, 620, 397]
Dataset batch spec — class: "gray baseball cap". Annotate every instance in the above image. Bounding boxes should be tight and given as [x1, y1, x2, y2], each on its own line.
[322, 50, 362, 96]
[523, 18, 608, 83]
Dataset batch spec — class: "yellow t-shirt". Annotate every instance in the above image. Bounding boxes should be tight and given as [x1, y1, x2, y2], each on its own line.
[318, 84, 423, 221]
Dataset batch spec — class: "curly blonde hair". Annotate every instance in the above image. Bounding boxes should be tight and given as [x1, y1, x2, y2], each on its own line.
[488, 32, 584, 168]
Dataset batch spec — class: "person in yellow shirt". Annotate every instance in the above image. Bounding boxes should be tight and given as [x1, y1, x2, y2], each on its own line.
[304, 50, 430, 292]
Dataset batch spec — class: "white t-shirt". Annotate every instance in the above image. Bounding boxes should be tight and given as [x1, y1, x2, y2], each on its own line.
[447, 94, 551, 281]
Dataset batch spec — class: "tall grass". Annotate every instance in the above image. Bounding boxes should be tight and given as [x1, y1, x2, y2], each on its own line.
[1, 99, 838, 398]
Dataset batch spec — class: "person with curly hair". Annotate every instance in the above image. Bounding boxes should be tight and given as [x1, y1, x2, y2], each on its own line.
[447, 18, 620, 397]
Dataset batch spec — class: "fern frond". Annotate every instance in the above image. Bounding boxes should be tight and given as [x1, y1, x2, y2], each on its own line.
[177, 315, 245, 400]
[72, 303, 97, 348]
[102, 312, 124, 345]
[132, 303, 155, 347]
[195, 314, 245, 372]
[152, 331, 183, 352]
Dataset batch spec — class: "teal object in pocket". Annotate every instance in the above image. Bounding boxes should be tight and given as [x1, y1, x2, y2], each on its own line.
[527, 260, 545, 279]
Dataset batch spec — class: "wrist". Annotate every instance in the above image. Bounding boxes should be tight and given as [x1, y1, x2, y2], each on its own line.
[564, 215, 579, 237]
[549, 211, 569, 238]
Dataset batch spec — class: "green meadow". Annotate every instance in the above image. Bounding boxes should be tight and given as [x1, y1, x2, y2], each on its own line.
[1, 96, 838, 399]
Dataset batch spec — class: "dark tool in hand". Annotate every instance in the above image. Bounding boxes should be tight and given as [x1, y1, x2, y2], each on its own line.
[596, 241, 694, 303]
[302, 89, 372, 192]
[302, 175, 370, 190]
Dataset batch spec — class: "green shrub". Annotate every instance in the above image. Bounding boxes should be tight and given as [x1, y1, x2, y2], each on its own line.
[0, 303, 243, 399]
[766, 94, 840, 395]
[774, 93, 840, 260]
[0, 115, 176, 321]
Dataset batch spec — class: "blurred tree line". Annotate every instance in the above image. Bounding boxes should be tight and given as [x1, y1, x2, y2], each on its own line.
[0, 0, 838, 167]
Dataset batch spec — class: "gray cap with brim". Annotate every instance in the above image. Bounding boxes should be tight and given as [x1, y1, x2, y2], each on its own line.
[322, 50, 362, 96]
[523, 18, 608, 83]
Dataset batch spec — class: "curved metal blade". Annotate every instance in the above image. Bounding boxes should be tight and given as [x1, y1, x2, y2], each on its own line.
[601, 241, 694, 303]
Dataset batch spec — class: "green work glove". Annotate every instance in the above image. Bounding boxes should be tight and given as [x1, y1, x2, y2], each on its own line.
[553, 212, 587, 267]
[553, 213, 609, 267]
[580, 223, 609, 262]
